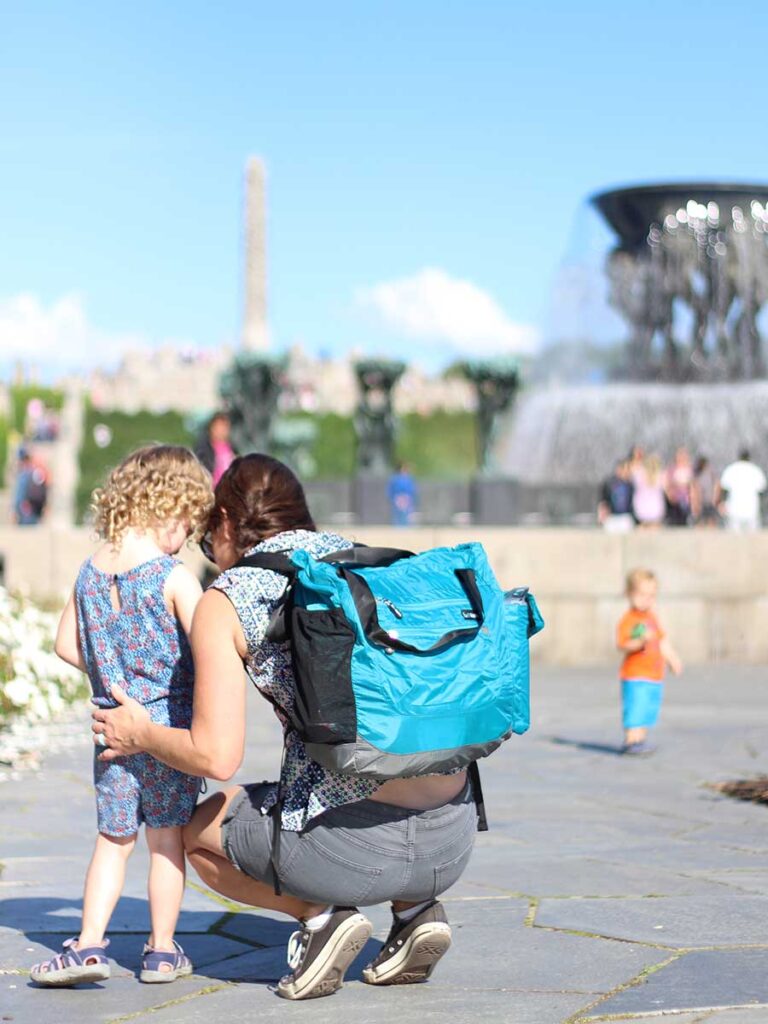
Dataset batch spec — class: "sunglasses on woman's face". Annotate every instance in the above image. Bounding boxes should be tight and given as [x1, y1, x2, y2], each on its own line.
[200, 528, 215, 563]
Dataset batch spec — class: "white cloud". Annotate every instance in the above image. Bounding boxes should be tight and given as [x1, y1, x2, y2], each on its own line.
[357, 267, 538, 356]
[0, 292, 152, 371]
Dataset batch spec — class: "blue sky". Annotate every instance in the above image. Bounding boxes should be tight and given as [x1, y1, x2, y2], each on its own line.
[2, 1, 767, 377]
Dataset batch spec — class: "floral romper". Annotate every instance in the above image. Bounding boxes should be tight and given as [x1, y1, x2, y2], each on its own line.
[76, 556, 201, 837]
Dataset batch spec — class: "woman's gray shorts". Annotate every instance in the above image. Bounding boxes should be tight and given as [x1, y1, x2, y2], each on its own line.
[221, 781, 476, 906]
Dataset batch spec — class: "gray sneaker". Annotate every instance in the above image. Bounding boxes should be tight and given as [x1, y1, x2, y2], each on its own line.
[276, 907, 372, 1001]
[362, 900, 452, 986]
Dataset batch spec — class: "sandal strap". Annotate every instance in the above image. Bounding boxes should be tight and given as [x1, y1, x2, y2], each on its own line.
[33, 938, 109, 973]
[142, 940, 189, 972]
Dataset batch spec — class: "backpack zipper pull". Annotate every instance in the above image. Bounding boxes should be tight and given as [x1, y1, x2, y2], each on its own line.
[377, 597, 403, 619]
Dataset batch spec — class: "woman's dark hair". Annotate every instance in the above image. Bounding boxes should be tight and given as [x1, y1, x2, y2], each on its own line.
[694, 455, 709, 475]
[209, 454, 316, 553]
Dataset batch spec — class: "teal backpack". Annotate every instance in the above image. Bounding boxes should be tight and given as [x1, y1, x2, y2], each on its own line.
[237, 541, 544, 783]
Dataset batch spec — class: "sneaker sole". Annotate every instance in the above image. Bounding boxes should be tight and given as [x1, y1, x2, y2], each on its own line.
[140, 964, 193, 984]
[362, 922, 452, 985]
[31, 964, 111, 987]
[277, 915, 373, 1000]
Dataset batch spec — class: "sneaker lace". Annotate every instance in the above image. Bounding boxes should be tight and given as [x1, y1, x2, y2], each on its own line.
[286, 929, 307, 971]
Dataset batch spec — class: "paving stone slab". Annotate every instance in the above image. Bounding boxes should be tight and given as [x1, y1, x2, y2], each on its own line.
[701, 1010, 768, 1023]
[695, 871, 768, 896]
[0, 973, 228, 1024]
[463, 847, 725, 898]
[213, 910, 298, 949]
[589, 839, 766, 873]
[687, 823, 768, 852]
[142, 979, 589, 1024]
[536, 894, 768, 947]
[586, 949, 768, 1017]
[583, 1015, 708, 1024]
[0, 893, 226, 934]
[421, 911, 664, 995]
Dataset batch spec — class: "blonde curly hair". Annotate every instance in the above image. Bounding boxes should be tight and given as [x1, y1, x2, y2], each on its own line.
[92, 445, 213, 545]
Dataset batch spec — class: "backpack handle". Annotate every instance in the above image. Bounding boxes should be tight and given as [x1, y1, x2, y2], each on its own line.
[233, 545, 414, 576]
[340, 567, 484, 654]
[232, 547, 417, 644]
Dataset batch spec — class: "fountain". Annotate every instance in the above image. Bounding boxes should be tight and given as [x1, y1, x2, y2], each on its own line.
[499, 182, 768, 490]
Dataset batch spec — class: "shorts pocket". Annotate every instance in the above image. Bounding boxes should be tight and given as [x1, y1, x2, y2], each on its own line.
[432, 830, 475, 898]
[278, 832, 383, 905]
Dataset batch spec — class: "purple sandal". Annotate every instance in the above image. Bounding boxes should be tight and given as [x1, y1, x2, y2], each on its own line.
[140, 940, 193, 984]
[31, 937, 110, 987]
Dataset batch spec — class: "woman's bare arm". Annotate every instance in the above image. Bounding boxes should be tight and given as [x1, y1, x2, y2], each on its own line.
[93, 589, 248, 780]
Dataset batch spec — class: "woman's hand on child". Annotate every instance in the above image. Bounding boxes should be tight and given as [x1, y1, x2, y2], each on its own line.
[92, 684, 150, 759]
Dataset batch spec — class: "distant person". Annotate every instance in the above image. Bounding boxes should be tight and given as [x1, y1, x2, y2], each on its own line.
[388, 462, 418, 526]
[628, 444, 645, 480]
[664, 446, 693, 527]
[691, 456, 721, 527]
[195, 412, 237, 487]
[616, 569, 683, 756]
[14, 448, 48, 525]
[30, 445, 213, 987]
[720, 449, 767, 532]
[631, 454, 666, 529]
[598, 458, 635, 532]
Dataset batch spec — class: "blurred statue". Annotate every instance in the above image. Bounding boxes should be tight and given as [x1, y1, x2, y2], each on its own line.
[595, 185, 768, 381]
[457, 357, 520, 474]
[353, 359, 406, 474]
[219, 352, 288, 453]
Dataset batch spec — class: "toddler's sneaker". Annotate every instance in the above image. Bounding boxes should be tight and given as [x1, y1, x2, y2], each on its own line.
[277, 906, 372, 1000]
[362, 900, 452, 986]
[622, 741, 656, 756]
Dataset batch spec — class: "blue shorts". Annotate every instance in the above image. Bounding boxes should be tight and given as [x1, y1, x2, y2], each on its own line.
[93, 698, 201, 837]
[622, 679, 664, 729]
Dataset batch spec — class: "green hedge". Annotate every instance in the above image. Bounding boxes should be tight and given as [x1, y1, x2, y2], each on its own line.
[76, 407, 478, 522]
[10, 386, 64, 432]
[0, 415, 7, 484]
[77, 408, 194, 522]
[282, 410, 477, 479]
[396, 410, 477, 478]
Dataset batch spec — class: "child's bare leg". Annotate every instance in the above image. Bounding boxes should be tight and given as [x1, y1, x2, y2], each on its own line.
[146, 825, 185, 958]
[79, 832, 137, 947]
[624, 727, 647, 746]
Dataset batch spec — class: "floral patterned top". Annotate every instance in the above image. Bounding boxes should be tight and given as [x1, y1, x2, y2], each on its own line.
[210, 529, 379, 831]
[75, 556, 194, 711]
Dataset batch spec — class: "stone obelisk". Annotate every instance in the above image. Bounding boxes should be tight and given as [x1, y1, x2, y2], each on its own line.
[243, 156, 268, 350]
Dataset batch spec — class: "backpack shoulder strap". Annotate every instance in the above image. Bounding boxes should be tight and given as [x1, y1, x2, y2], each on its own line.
[233, 552, 296, 576]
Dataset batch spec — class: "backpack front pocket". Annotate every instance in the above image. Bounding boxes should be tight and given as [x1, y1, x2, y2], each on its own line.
[290, 607, 357, 744]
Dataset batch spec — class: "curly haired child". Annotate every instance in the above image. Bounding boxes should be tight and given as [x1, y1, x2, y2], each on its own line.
[31, 445, 213, 987]
[616, 568, 683, 756]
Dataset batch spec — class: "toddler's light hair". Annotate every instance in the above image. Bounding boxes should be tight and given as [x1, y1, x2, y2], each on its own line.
[92, 445, 213, 545]
[626, 568, 657, 595]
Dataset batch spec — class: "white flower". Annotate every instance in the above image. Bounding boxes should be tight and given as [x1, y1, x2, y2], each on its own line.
[4, 677, 36, 708]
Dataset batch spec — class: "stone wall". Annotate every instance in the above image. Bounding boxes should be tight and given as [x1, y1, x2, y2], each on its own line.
[1, 525, 765, 665]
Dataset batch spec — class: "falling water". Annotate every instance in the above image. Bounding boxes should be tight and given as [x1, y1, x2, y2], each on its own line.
[497, 381, 768, 484]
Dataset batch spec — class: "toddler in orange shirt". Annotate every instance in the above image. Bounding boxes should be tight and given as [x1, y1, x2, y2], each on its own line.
[616, 568, 682, 755]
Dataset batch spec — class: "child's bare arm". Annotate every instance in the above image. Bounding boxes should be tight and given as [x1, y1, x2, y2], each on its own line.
[166, 565, 204, 636]
[54, 592, 88, 672]
[617, 637, 645, 653]
[660, 637, 683, 675]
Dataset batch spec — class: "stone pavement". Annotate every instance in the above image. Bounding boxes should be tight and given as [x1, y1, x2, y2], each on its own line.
[2, 664, 768, 1023]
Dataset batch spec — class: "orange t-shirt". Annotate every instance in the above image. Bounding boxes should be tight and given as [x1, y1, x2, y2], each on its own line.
[617, 609, 665, 681]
